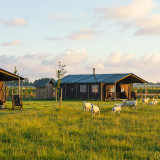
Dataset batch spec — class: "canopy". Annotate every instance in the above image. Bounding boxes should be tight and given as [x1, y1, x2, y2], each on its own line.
[0, 68, 24, 81]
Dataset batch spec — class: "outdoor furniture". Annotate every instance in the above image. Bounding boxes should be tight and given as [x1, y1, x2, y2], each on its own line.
[12, 95, 23, 110]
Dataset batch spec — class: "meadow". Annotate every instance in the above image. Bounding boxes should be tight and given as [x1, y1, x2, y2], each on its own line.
[0, 100, 159, 160]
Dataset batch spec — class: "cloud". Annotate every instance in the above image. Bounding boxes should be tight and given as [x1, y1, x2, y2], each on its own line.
[94, 0, 160, 35]
[51, 13, 70, 22]
[0, 18, 28, 26]
[46, 37, 64, 41]
[95, 0, 154, 20]
[93, 52, 160, 82]
[68, 28, 104, 40]
[1, 40, 22, 46]
[1, 51, 160, 82]
[42, 49, 89, 66]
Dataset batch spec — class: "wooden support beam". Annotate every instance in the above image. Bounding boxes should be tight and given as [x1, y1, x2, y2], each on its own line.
[115, 83, 116, 100]
[101, 83, 103, 101]
[65, 84, 66, 99]
[55, 88, 57, 101]
[19, 78, 21, 97]
[88, 84, 89, 100]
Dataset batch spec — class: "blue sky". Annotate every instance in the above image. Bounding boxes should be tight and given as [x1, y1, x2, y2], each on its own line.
[0, 0, 160, 82]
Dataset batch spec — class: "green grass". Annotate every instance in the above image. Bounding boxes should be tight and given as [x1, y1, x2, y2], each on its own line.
[0, 100, 160, 160]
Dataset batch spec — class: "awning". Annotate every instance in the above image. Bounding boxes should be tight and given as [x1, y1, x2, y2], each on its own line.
[0, 68, 24, 81]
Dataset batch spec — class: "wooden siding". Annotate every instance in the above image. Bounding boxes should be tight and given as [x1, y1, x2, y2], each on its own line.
[36, 83, 53, 100]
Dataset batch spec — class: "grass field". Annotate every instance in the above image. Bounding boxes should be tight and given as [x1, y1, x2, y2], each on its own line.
[0, 100, 160, 160]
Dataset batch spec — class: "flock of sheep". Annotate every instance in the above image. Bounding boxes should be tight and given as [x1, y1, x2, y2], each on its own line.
[83, 97, 159, 116]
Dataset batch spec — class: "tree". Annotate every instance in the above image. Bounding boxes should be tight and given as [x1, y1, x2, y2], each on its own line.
[56, 62, 67, 106]
[13, 66, 19, 87]
[14, 67, 19, 75]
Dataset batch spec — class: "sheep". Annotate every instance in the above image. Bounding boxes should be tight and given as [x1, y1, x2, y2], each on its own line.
[83, 101, 92, 112]
[114, 103, 124, 107]
[91, 104, 100, 116]
[123, 100, 137, 109]
[142, 97, 149, 104]
[112, 104, 121, 114]
[149, 100, 158, 105]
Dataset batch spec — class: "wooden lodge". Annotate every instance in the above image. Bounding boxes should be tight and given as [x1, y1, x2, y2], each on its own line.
[0, 68, 24, 107]
[55, 69, 148, 101]
[34, 78, 54, 100]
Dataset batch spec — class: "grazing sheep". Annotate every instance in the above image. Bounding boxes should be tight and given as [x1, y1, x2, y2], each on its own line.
[149, 100, 158, 105]
[123, 100, 137, 109]
[142, 97, 149, 104]
[83, 101, 92, 112]
[112, 104, 121, 114]
[114, 103, 124, 107]
[91, 104, 100, 116]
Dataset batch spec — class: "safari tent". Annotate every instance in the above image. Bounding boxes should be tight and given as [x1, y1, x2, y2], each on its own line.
[0, 68, 24, 106]
[54, 69, 148, 101]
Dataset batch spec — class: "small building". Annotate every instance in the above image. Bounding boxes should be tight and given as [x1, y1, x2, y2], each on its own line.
[34, 78, 54, 100]
[0, 68, 24, 106]
[55, 69, 148, 101]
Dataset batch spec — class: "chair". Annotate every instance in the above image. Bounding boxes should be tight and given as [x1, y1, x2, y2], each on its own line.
[12, 95, 23, 110]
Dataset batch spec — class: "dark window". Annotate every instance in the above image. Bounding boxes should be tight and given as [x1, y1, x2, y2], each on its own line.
[92, 85, 99, 93]
[80, 85, 87, 93]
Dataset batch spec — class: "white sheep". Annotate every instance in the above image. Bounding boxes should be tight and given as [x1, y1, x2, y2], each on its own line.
[114, 103, 124, 107]
[149, 100, 158, 105]
[123, 100, 137, 109]
[112, 104, 121, 114]
[83, 101, 92, 112]
[91, 104, 100, 116]
[142, 97, 149, 104]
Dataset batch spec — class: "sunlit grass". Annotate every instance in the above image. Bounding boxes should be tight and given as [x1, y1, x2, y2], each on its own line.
[0, 100, 159, 159]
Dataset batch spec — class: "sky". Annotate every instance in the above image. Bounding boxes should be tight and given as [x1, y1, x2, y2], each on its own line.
[0, 0, 160, 82]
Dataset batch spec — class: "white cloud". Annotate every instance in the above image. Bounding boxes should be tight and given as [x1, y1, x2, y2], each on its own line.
[0, 18, 28, 26]
[51, 13, 70, 22]
[94, 0, 160, 35]
[1, 51, 160, 82]
[68, 28, 103, 40]
[95, 0, 154, 20]
[1, 40, 22, 46]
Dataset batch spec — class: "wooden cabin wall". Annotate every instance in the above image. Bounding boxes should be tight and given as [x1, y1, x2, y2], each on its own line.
[36, 83, 53, 100]
[47, 83, 53, 99]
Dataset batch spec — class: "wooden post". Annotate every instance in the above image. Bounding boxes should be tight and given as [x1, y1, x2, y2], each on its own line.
[65, 84, 66, 99]
[55, 88, 57, 101]
[60, 88, 62, 103]
[88, 84, 89, 100]
[19, 78, 21, 97]
[101, 83, 103, 101]
[115, 83, 116, 100]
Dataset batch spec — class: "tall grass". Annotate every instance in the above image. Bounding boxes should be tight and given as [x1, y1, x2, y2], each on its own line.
[0, 100, 159, 159]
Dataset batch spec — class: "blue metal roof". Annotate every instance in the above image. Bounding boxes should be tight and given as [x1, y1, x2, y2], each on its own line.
[54, 73, 147, 84]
